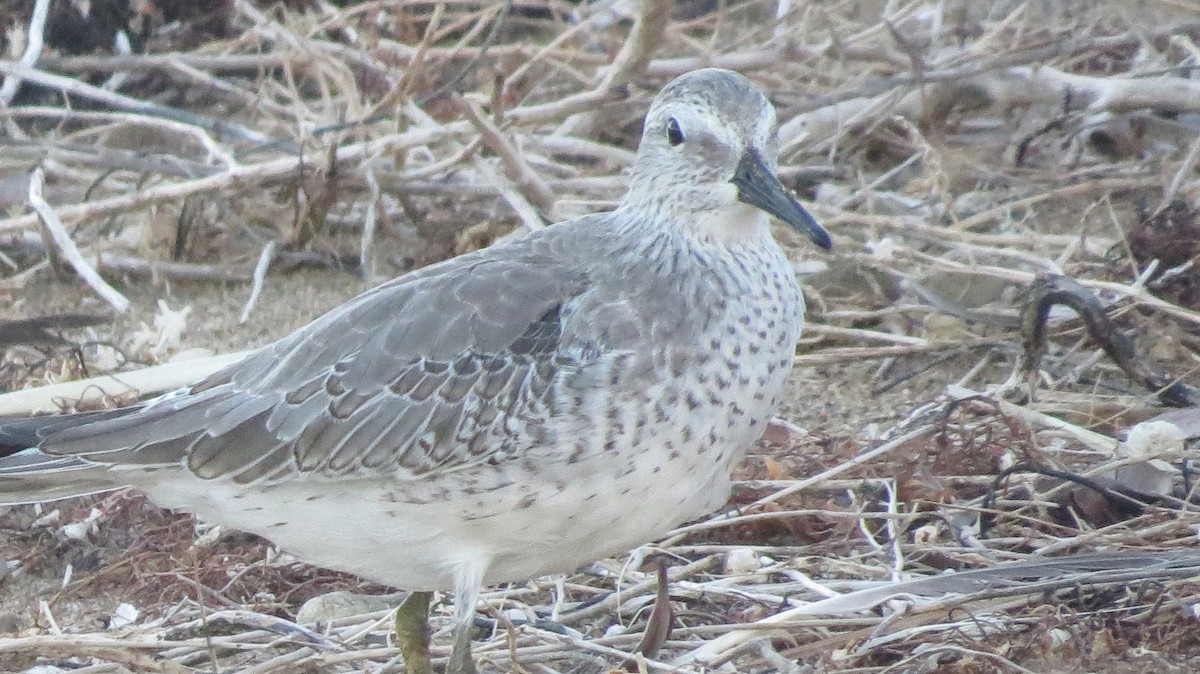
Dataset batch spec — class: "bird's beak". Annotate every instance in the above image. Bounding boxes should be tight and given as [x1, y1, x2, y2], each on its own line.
[732, 149, 832, 251]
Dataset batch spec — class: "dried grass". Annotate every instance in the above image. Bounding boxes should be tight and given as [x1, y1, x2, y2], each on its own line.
[4, 0, 1200, 672]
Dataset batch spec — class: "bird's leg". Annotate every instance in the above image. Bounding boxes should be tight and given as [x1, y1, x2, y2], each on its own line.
[394, 591, 434, 674]
[447, 561, 486, 674]
[446, 621, 479, 674]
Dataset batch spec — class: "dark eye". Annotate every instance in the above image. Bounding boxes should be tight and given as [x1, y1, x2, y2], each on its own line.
[665, 117, 685, 146]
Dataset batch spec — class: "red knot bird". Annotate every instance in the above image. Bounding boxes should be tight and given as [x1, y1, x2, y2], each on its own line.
[0, 68, 831, 673]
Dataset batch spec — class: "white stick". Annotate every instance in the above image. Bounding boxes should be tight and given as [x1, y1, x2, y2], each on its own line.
[240, 240, 277, 324]
[26, 168, 130, 313]
[0, 0, 51, 105]
[360, 168, 379, 279]
[0, 351, 249, 416]
[774, 0, 791, 40]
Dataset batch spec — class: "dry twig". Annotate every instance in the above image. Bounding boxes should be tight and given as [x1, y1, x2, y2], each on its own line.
[26, 168, 129, 313]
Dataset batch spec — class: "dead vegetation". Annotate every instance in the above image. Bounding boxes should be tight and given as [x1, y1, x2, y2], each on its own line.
[4, 0, 1200, 672]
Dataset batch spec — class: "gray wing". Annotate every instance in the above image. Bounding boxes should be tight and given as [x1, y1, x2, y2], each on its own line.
[40, 242, 594, 486]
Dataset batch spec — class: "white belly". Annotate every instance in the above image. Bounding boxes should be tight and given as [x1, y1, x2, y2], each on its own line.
[142, 435, 733, 590]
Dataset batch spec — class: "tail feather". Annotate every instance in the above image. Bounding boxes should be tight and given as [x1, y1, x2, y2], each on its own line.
[0, 410, 137, 504]
[0, 408, 140, 457]
[0, 448, 119, 504]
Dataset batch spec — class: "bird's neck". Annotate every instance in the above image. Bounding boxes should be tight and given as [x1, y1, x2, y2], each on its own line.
[678, 202, 772, 247]
[616, 200, 772, 249]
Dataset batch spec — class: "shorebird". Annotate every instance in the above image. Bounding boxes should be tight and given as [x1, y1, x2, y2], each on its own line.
[0, 68, 830, 673]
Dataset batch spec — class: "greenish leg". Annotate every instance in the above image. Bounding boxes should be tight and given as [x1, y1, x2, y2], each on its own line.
[446, 619, 479, 674]
[394, 591, 434, 674]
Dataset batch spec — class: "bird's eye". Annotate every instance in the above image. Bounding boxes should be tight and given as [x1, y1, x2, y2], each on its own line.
[665, 117, 685, 146]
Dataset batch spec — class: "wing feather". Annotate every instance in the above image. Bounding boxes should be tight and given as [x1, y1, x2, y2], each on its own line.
[37, 237, 597, 486]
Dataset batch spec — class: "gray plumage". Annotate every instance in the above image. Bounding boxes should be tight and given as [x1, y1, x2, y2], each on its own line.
[0, 69, 829, 620]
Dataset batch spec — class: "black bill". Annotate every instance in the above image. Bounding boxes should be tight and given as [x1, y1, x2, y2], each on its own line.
[732, 149, 832, 251]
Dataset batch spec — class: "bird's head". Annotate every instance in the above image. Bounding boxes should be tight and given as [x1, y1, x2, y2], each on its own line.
[625, 68, 831, 251]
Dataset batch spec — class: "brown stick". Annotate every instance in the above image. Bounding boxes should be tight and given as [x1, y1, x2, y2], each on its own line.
[457, 95, 556, 214]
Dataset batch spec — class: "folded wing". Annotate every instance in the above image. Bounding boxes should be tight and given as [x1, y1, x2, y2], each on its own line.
[0, 240, 596, 500]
